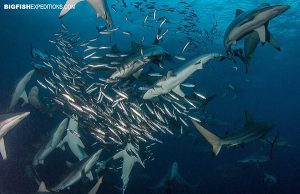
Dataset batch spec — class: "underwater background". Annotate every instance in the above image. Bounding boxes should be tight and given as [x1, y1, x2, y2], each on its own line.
[0, 0, 300, 194]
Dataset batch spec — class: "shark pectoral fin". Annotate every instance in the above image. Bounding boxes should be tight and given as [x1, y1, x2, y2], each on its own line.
[191, 120, 222, 156]
[244, 32, 260, 59]
[268, 33, 281, 51]
[86, 171, 94, 181]
[133, 69, 143, 79]
[113, 150, 124, 160]
[172, 86, 185, 97]
[77, 138, 85, 149]
[0, 138, 7, 160]
[20, 91, 29, 105]
[255, 25, 266, 43]
[59, 0, 83, 18]
[38, 181, 49, 192]
[134, 156, 145, 168]
[57, 137, 66, 151]
[87, 0, 107, 19]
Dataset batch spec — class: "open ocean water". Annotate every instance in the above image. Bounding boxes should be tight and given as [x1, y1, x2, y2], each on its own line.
[1, 0, 300, 194]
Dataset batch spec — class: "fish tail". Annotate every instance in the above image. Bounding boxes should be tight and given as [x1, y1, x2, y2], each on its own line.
[191, 120, 222, 156]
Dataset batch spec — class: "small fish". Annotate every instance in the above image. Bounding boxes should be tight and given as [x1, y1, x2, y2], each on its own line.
[194, 92, 206, 100]
[84, 52, 96, 60]
[181, 83, 195, 88]
[122, 31, 131, 36]
[144, 15, 149, 24]
[182, 41, 190, 53]
[148, 73, 162, 77]
[159, 18, 167, 28]
[153, 10, 157, 20]
[174, 56, 186, 61]
[98, 46, 111, 50]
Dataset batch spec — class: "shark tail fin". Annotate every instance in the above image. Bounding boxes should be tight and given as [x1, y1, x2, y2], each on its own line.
[191, 120, 222, 156]
[59, 0, 83, 18]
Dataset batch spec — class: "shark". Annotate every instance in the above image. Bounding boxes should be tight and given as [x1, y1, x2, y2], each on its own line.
[33, 118, 68, 166]
[224, 3, 290, 70]
[59, 0, 113, 27]
[261, 136, 294, 148]
[238, 152, 270, 164]
[143, 53, 223, 100]
[191, 111, 274, 156]
[9, 69, 35, 111]
[58, 114, 88, 161]
[28, 86, 44, 111]
[153, 162, 197, 190]
[93, 42, 171, 83]
[31, 46, 49, 61]
[0, 112, 30, 160]
[113, 143, 145, 194]
[51, 149, 103, 192]
[264, 172, 277, 186]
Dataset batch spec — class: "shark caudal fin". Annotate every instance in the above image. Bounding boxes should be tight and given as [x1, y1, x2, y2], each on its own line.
[191, 120, 222, 156]
[59, 0, 83, 18]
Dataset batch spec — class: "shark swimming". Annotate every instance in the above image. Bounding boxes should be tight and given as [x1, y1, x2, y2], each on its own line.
[31, 46, 49, 61]
[107, 44, 170, 82]
[9, 69, 35, 111]
[28, 86, 44, 111]
[113, 143, 145, 194]
[143, 53, 223, 100]
[58, 115, 88, 161]
[59, 0, 113, 27]
[153, 162, 197, 191]
[33, 118, 68, 166]
[224, 3, 290, 70]
[0, 112, 30, 160]
[238, 152, 270, 164]
[51, 149, 103, 192]
[191, 111, 274, 156]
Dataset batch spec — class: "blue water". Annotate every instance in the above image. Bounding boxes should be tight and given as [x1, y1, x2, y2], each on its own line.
[1, 0, 300, 193]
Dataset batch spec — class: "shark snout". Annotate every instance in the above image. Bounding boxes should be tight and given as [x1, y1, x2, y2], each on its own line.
[273, 5, 290, 15]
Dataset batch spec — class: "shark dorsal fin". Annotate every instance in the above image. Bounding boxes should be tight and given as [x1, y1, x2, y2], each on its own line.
[260, 3, 270, 7]
[235, 9, 244, 17]
[244, 111, 254, 125]
[167, 70, 174, 78]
